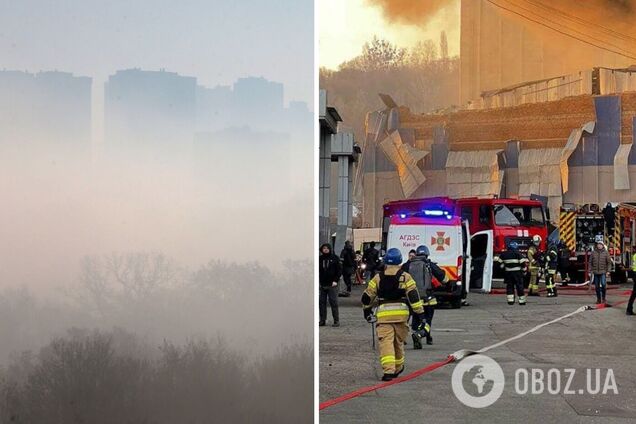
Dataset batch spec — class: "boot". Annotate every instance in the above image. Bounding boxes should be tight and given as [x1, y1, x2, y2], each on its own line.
[426, 335, 433, 345]
[412, 333, 422, 350]
[319, 321, 325, 326]
[381, 374, 394, 381]
[393, 366, 405, 378]
[332, 321, 340, 327]
[627, 310, 634, 316]
[596, 298, 601, 304]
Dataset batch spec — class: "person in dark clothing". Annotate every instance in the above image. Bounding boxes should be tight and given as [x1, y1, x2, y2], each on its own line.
[339, 240, 356, 295]
[603, 203, 615, 233]
[362, 242, 380, 281]
[354, 250, 364, 284]
[496, 241, 527, 305]
[627, 247, 636, 315]
[319, 243, 341, 327]
[407, 245, 450, 348]
[557, 241, 572, 286]
[545, 243, 559, 297]
[401, 249, 417, 273]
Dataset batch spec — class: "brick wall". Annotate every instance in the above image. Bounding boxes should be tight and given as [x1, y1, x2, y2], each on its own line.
[398, 93, 636, 149]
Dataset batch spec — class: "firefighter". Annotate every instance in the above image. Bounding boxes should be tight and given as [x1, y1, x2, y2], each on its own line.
[527, 235, 543, 296]
[545, 243, 559, 297]
[496, 241, 527, 305]
[405, 245, 450, 348]
[361, 248, 427, 381]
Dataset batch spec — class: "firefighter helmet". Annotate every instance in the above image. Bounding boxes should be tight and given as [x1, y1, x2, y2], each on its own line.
[384, 248, 403, 265]
[416, 245, 430, 257]
[532, 235, 542, 246]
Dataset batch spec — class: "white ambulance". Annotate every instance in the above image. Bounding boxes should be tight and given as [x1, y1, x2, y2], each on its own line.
[384, 207, 494, 307]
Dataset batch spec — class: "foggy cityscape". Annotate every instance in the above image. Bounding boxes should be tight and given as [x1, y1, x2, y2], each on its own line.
[0, 1, 314, 422]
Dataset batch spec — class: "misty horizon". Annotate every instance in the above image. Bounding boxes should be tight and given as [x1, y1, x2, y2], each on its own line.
[0, 2, 314, 422]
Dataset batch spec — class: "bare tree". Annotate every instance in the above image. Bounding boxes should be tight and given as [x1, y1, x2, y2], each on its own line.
[410, 39, 438, 66]
[79, 252, 179, 314]
[342, 36, 407, 71]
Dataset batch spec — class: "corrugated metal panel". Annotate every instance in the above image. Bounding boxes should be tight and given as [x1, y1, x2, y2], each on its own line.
[504, 140, 520, 168]
[561, 122, 595, 193]
[599, 68, 636, 94]
[363, 111, 396, 173]
[446, 150, 502, 198]
[518, 148, 563, 220]
[593, 96, 621, 166]
[387, 108, 399, 132]
[379, 130, 428, 197]
[614, 143, 632, 190]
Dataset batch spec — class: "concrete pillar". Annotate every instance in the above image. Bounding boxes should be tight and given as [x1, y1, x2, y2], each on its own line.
[319, 132, 332, 245]
[332, 131, 358, 253]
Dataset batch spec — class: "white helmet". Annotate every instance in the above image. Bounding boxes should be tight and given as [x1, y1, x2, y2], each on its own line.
[532, 235, 542, 246]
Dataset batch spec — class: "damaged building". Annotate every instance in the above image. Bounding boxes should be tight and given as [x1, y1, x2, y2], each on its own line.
[360, 68, 636, 227]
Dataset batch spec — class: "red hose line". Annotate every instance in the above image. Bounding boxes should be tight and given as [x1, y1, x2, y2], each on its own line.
[320, 296, 632, 411]
[319, 355, 455, 411]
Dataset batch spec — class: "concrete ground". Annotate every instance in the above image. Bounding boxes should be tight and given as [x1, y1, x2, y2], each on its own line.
[320, 283, 636, 423]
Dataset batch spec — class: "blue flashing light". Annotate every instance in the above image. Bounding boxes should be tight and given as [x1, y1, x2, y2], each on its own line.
[399, 213, 407, 219]
[423, 209, 444, 216]
[446, 214, 453, 220]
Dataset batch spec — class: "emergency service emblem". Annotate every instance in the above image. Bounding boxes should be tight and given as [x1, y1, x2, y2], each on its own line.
[432, 231, 451, 251]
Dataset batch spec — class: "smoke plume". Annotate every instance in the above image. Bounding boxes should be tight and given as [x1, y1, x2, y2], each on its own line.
[369, 0, 634, 24]
[366, 0, 453, 25]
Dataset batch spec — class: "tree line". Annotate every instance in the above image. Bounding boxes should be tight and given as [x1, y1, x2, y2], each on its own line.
[0, 254, 313, 423]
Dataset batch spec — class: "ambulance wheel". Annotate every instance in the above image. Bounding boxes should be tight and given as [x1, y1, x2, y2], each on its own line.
[451, 298, 462, 309]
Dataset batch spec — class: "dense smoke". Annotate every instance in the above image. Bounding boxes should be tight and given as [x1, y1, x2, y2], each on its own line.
[368, 0, 634, 23]
[367, 0, 455, 25]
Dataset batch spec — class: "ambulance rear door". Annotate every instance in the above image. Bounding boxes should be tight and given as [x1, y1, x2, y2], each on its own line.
[469, 230, 494, 293]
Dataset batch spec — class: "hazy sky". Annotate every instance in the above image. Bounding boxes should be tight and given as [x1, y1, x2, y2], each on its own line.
[0, 0, 313, 105]
[0, 0, 315, 291]
[319, 0, 460, 69]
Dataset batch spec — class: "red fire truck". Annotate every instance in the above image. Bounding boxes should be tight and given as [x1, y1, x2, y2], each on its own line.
[382, 197, 548, 255]
[382, 197, 549, 289]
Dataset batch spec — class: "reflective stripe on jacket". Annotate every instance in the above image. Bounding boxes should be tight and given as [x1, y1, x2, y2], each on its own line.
[361, 265, 424, 323]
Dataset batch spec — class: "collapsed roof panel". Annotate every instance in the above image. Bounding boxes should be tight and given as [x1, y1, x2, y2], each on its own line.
[446, 150, 502, 198]
[378, 130, 428, 198]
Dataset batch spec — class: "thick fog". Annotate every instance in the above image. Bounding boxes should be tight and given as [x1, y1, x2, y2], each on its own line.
[0, 2, 314, 422]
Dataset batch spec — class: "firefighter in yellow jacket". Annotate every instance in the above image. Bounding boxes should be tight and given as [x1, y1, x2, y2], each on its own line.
[527, 235, 543, 296]
[362, 248, 427, 381]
